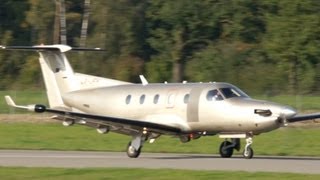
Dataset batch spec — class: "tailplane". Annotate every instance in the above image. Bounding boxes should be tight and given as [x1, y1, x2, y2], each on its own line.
[1, 44, 130, 109]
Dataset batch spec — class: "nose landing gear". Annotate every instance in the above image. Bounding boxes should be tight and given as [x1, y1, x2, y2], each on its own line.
[243, 136, 254, 159]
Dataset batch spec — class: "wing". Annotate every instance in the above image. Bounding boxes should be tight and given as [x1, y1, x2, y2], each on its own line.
[287, 113, 320, 123]
[5, 96, 182, 136]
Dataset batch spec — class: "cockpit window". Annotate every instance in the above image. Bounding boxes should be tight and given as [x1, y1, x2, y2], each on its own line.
[206, 89, 223, 101]
[219, 87, 248, 99]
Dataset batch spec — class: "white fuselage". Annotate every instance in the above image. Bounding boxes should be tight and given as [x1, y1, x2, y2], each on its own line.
[62, 82, 290, 135]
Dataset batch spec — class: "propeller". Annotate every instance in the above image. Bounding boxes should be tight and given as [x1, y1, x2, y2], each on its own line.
[277, 107, 297, 126]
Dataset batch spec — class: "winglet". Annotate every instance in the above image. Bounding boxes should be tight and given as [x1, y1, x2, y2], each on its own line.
[5, 96, 17, 107]
[4, 95, 39, 111]
[139, 75, 148, 86]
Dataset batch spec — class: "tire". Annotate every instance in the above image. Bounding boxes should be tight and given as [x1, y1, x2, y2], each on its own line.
[219, 141, 233, 158]
[243, 147, 254, 159]
[126, 142, 141, 158]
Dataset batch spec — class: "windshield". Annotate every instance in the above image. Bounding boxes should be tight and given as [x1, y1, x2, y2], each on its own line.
[206, 89, 224, 101]
[219, 87, 249, 99]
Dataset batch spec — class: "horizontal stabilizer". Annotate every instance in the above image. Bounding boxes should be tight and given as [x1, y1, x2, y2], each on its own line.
[0, 44, 103, 53]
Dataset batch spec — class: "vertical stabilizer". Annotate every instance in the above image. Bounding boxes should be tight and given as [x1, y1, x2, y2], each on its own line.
[37, 45, 78, 108]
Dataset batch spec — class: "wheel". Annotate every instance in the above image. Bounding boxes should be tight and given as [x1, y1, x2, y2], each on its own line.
[219, 141, 234, 158]
[179, 135, 191, 143]
[243, 147, 254, 159]
[126, 142, 141, 158]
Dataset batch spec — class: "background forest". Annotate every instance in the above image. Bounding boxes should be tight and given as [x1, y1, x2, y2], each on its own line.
[1, 0, 320, 96]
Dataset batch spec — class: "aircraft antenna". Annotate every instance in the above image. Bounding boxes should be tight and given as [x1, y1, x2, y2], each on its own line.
[139, 75, 148, 85]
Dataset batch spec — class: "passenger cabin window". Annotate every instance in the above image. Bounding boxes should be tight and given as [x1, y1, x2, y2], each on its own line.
[206, 89, 223, 101]
[220, 87, 248, 99]
[184, 94, 190, 104]
[153, 94, 159, 104]
[140, 94, 146, 104]
[125, 95, 131, 104]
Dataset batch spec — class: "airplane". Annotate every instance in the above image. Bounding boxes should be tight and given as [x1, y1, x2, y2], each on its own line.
[1, 44, 320, 159]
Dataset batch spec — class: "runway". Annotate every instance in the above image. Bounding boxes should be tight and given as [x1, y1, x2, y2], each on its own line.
[0, 150, 319, 174]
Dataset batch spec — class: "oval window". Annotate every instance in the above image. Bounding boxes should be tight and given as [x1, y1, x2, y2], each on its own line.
[125, 95, 131, 104]
[184, 94, 190, 104]
[140, 94, 145, 104]
[153, 94, 159, 104]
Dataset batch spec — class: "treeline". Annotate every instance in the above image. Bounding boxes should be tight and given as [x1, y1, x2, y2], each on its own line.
[1, 0, 320, 95]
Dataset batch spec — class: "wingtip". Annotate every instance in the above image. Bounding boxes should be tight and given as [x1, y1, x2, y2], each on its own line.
[4, 95, 16, 107]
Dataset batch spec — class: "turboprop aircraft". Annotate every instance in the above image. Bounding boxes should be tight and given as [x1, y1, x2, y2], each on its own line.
[1, 44, 320, 159]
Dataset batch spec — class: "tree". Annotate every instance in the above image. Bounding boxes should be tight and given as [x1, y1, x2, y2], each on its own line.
[146, 0, 225, 82]
[84, 0, 147, 81]
[80, 0, 91, 47]
[262, 0, 320, 94]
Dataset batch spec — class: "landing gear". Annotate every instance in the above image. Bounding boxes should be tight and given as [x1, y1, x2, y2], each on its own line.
[126, 142, 141, 158]
[219, 138, 240, 158]
[126, 135, 146, 158]
[243, 136, 254, 159]
[219, 141, 233, 158]
[218, 135, 255, 159]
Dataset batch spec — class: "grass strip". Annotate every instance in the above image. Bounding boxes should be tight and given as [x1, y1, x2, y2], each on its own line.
[0, 122, 320, 156]
[0, 167, 319, 180]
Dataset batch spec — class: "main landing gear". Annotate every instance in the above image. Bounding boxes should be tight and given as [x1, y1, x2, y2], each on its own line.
[126, 135, 147, 158]
[219, 135, 254, 159]
[219, 138, 240, 158]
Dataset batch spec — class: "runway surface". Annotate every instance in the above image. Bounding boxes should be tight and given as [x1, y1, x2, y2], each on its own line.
[0, 150, 319, 174]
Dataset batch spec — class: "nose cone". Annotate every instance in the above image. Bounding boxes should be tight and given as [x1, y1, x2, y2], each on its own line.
[281, 106, 297, 118]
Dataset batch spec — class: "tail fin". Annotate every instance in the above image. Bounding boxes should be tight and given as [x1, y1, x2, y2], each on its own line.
[1, 44, 130, 109]
[38, 45, 77, 108]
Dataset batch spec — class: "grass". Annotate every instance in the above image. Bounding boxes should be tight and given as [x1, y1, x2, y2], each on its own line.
[0, 167, 319, 180]
[0, 122, 320, 157]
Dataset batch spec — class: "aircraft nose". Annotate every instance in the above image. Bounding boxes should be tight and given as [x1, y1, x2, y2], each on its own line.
[281, 106, 297, 118]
